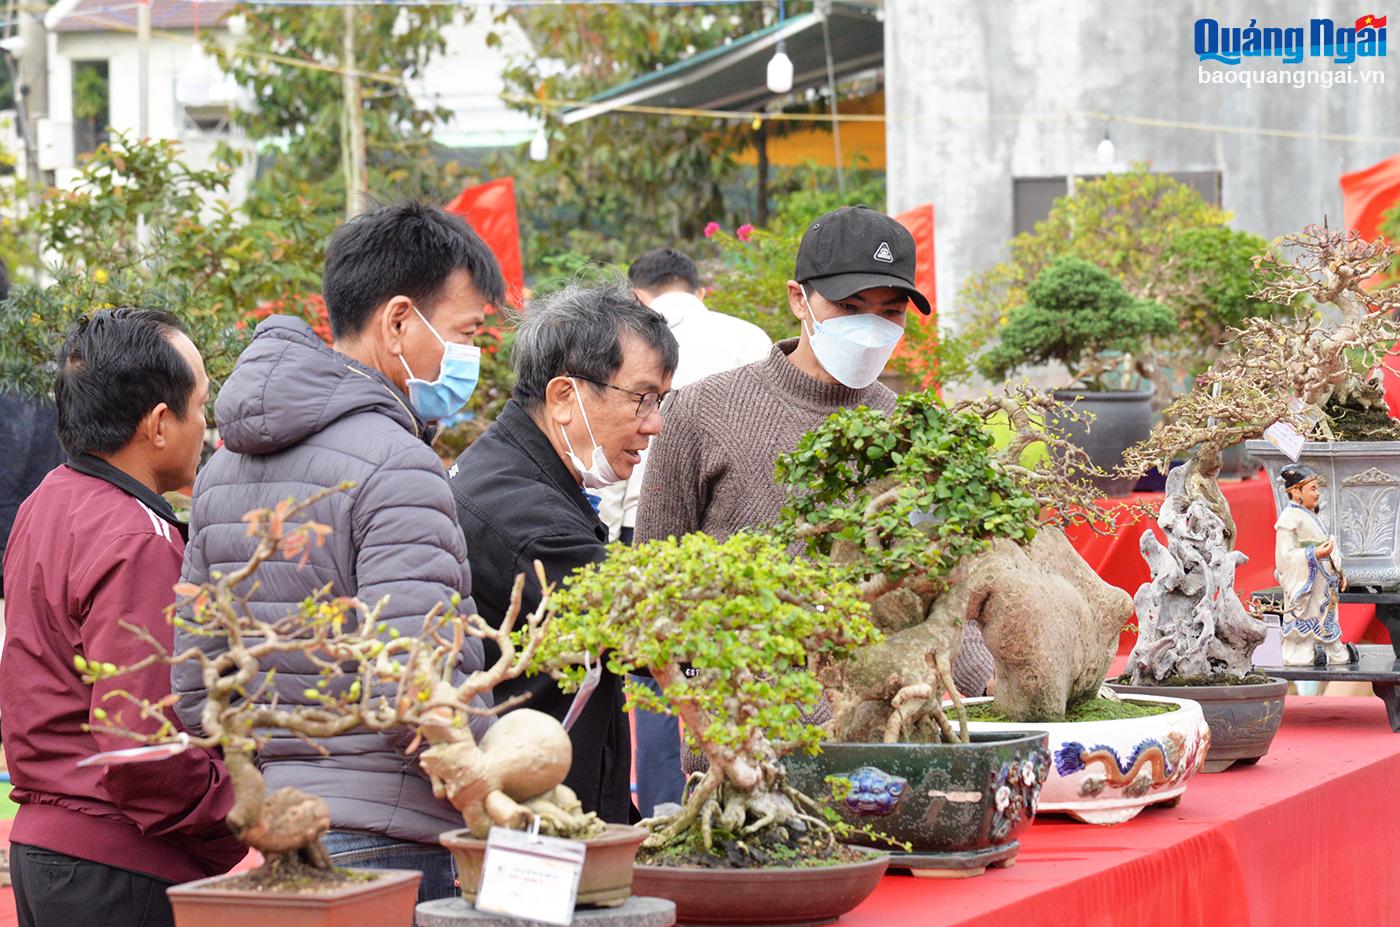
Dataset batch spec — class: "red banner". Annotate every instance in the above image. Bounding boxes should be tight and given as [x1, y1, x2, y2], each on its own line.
[445, 177, 525, 309]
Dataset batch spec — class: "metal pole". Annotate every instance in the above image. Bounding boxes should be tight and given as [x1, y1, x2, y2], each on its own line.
[819, 3, 844, 196]
[137, 0, 150, 138]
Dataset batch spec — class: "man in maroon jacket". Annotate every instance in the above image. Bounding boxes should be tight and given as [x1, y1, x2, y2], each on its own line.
[0, 309, 244, 927]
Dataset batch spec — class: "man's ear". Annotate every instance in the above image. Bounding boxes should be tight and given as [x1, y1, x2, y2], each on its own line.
[143, 403, 172, 450]
[695, 286, 709, 301]
[543, 377, 577, 426]
[786, 280, 808, 323]
[378, 296, 416, 356]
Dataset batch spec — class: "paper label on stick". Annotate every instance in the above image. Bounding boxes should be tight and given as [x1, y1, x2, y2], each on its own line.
[1264, 421, 1305, 462]
[474, 826, 585, 926]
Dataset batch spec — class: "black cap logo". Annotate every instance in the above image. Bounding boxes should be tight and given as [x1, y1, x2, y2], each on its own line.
[873, 242, 895, 264]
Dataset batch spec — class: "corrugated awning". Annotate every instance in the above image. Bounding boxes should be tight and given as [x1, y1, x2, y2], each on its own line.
[560, 2, 883, 126]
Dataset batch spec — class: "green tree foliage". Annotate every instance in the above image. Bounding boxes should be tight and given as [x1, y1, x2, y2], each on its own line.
[952, 167, 1266, 389]
[496, 4, 816, 273]
[977, 257, 1175, 388]
[775, 389, 1042, 594]
[0, 134, 330, 405]
[215, 3, 469, 216]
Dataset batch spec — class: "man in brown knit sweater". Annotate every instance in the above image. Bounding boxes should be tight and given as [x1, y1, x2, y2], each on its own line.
[634, 205, 995, 697]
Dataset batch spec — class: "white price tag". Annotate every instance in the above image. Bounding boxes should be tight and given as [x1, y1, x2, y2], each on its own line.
[474, 823, 585, 926]
[1264, 421, 1305, 462]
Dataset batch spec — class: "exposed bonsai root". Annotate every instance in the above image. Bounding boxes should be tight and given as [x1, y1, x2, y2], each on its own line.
[219, 846, 358, 893]
[642, 768, 837, 864]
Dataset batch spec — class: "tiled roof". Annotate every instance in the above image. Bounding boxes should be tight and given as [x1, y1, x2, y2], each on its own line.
[52, 0, 237, 34]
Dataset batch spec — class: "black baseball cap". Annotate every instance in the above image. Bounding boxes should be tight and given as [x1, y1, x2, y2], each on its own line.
[793, 205, 932, 315]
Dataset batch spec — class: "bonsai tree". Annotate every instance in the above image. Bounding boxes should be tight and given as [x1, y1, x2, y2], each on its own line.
[1118, 224, 1400, 685]
[1122, 224, 1400, 543]
[83, 490, 592, 890]
[532, 532, 879, 865]
[774, 388, 1131, 739]
[977, 256, 1175, 390]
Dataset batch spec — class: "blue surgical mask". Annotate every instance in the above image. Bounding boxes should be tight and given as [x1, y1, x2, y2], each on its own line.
[398, 306, 481, 421]
[802, 290, 904, 389]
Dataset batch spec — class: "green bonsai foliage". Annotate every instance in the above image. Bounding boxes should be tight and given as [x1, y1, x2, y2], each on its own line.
[774, 389, 1043, 600]
[977, 256, 1175, 390]
[535, 532, 878, 864]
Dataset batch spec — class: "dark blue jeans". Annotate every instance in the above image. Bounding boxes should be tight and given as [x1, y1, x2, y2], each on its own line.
[631, 674, 685, 817]
[321, 830, 457, 903]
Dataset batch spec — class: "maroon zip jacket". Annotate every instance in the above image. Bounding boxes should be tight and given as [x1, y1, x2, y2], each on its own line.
[0, 456, 245, 883]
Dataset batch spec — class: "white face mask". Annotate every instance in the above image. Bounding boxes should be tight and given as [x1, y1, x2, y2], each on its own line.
[559, 378, 622, 489]
[802, 290, 905, 389]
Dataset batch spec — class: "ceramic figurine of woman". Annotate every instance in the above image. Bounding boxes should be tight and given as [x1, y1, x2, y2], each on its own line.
[1274, 463, 1359, 667]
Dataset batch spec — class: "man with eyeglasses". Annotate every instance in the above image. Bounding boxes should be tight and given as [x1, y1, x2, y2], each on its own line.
[448, 282, 678, 823]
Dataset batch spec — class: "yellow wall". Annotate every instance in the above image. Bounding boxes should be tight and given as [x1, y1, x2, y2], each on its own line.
[736, 91, 885, 170]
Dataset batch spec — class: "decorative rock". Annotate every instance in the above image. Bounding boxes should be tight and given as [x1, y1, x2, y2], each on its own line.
[1126, 466, 1267, 684]
[415, 896, 677, 927]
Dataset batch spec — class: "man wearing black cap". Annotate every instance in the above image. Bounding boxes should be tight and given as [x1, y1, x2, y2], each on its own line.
[1275, 463, 1359, 667]
[634, 205, 994, 698]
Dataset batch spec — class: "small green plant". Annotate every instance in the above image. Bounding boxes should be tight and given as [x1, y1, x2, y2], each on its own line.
[775, 390, 1043, 600]
[534, 532, 879, 864]
[976, 256, 1175, 390]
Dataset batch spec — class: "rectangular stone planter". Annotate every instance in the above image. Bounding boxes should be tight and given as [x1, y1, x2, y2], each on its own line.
[1246, 440, 1400, 589]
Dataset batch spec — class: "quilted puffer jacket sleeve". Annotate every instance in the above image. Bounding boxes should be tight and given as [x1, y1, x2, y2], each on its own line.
[352, 444, 490, 740]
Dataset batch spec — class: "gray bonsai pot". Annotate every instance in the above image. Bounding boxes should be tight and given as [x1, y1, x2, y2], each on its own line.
[1107, 678, 1287, 772]
[1246, 440, 1400, 588]
[1053, 389, 1154, 497]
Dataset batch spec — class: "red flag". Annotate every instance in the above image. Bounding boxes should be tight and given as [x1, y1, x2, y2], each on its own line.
[1355, 13, 1387, 30]
[444, 177, 525, 309]
[1340, 155, 1400, 415]
[893, 203, 938, 388]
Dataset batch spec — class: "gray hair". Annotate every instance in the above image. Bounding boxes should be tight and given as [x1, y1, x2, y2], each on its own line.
[511, 281, 679, 411]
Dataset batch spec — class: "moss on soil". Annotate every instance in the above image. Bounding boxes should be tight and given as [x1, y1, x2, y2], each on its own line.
[638, 825, 869, 870]
[966, 696, 1177, 724]
[1112, 672, 1274, 687]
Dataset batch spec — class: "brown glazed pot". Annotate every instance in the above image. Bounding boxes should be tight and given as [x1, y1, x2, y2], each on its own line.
[1107, 678, 1288, 773]
[167, 868, 420, 927]
[442, 823, 648, 907]
[631, 847, 889, 926]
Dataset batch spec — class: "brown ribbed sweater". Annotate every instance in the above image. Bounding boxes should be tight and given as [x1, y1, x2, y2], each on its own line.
[635, 338, 995, 697]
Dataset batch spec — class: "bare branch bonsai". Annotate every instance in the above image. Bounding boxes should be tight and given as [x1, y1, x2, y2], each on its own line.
[82, 489, 590, 890]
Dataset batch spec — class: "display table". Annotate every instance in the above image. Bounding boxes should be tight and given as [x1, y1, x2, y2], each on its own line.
[840, 697, 1400, 927]
[1063, 476, 1388, 651]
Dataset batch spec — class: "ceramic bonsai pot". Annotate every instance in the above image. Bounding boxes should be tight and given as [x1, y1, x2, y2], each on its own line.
[784, 730, 1050, 878]
[167, 867, 420, 927]
[631, 846, 888, 926]
[1248, 439, 1400, 587]
[1108, 678, 1287, 772]
[963, 694, 1209, 824]
[1052, 388, 1154, 497]
[442, 823, 647, 907]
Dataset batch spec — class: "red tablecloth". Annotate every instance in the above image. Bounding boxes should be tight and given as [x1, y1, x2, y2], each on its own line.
[842, 696, 1400, 927]
[1064, 475, 1387, 651]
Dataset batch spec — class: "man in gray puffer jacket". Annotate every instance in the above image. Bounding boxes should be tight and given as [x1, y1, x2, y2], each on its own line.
[175, 202, 504, 901]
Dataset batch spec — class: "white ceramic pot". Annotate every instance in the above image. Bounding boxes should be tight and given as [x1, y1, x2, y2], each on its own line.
[962, 694, 1210, 825]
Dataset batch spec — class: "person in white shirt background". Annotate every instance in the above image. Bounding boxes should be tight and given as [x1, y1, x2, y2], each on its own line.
[597, 248, 771, 816]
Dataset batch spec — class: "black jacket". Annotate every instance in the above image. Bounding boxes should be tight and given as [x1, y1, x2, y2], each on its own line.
[0, 394, 64, 597]
[450, 399, 634, 823]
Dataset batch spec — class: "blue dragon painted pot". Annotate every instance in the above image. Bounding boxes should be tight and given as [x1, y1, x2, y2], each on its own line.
[785, 730, 1050, 876]
[964, 694, 1210, 825]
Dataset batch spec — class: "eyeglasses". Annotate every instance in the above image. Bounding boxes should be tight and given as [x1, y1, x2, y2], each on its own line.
[570, 375, 674, 418]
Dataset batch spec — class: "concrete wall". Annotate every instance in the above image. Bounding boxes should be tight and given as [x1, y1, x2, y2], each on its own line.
[884, 0, 1400, 331]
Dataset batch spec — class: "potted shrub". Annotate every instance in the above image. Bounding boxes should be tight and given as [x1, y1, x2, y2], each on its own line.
[976, 256, 1176, 495]
[533, 532, 891, 927]
[84, 490, 644, 925]
[771, 388, 1208, 829]
[1116, 223, 1400, 764]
